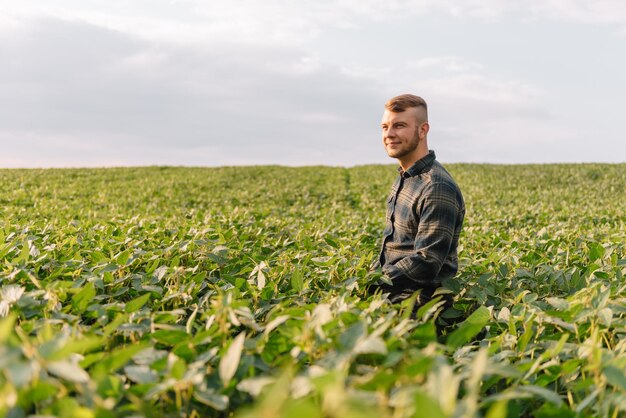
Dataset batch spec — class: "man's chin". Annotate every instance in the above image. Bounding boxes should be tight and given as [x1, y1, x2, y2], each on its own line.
[386, 151, 404, 159]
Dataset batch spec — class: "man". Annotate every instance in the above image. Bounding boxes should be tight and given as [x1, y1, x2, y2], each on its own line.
[372, 94, 465, 307]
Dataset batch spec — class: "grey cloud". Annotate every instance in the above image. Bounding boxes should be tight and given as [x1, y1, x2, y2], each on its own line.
[3, 12, 622, 167]
[0, 17, 387, 166]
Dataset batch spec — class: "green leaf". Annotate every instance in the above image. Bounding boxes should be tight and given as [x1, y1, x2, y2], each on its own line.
[250, 261, 268, 290]
[125, 293, 151, 313]
[598, 307, 613, 327]
[604, 366, 626, 391]
[0, 313, 16, 343]
[171, 357, 186, 380]
[194, 390, 229, 411]
[545, 297, 569, 311]
[47, 360, 90, 383]
[17, 240, 30, 264]
[124, 365, 158, 384]
[6, 361, 37, 387]
[28, 381, 58, 403]
[219, 331, 245, 386]
[72, 282, 96, 313]
[102, 314, 129, 336]
[353, 335, 387, 355]
[535, 403, 576, 418]
[263, 315, 290, 337]
[115, 249, 131, 265]
[152, 329, 189, 345]
[588, 243, 605, 262]
[281, 398, 323, 418]
[519, 385, 564, 407]
[486, 400, 508, 418]
[291, 270, 304, 292]
[412, 391, 446, 418]
[47, 336, 104, 361]
[446, 306, 490, 348]
[237, 377, 275, 397]
[92, 342, 150, 378]
[575, 389, 600, 413]
[339, 320, 366, 350]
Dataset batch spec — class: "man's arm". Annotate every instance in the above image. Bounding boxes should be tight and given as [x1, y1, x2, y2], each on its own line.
[382, 181, 461, 287]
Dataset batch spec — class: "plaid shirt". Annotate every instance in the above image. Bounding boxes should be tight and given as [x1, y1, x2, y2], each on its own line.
[378, 150, 465, 298]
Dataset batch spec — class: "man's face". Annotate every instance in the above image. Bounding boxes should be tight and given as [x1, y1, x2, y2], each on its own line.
[381, 108, 422, 160]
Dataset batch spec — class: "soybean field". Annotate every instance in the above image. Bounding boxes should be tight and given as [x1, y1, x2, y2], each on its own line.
[0, 163, 625, 418]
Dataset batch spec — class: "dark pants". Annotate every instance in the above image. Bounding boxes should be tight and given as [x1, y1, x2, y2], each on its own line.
[366, 280, 457, 338]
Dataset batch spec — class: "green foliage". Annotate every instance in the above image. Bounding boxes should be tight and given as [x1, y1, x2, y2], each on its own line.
[0, 163, 625, 417]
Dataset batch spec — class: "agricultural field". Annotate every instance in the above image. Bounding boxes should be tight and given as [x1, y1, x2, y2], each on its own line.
[0, 163, 625, 418]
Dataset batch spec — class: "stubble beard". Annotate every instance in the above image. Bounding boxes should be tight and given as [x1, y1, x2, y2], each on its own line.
[386, 132, 420, 160]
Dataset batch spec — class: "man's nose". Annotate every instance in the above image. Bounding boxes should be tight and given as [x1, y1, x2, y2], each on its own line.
[385, 128, 395, 138]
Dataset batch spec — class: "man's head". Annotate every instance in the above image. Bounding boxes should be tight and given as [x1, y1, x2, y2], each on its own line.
[381, 94, 430, 170]
[384, 94, 428, 123]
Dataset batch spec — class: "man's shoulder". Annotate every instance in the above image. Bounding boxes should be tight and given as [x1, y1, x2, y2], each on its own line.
[423, 161, 464, 204]
[426, 160, 459, 187]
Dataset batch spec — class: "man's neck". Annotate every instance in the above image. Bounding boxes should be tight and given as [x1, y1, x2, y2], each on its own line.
[398, 148, 429, 172]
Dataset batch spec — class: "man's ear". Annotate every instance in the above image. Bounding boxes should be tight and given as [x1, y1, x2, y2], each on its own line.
[419, 121, 430, 139]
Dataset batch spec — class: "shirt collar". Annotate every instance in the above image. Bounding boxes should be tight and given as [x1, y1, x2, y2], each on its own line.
[398, 150, 436, 177]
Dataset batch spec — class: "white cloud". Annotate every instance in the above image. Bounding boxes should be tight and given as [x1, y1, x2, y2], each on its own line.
[0, 13, 22, 32]
[528, 0, 626, 25]
[372, 56, 547, 120]
[422, 82, 553, 161]
[290, 55, 324, 75]
[420, 74, 543, 108]
[2, 0, 363, 45]
[189, 0, 626, 30]
[1, 2, 623, 166]
[408, 56, 484, 73]
[0, 17, 386, 167]
[4, 0, 626, 48]
[429, 0, 626, 25]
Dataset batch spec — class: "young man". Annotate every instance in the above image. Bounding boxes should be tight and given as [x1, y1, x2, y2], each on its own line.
[372, 94, 465, 307]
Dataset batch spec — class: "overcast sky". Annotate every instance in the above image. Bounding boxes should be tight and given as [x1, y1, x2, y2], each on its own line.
[1, 0, 625, 167]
